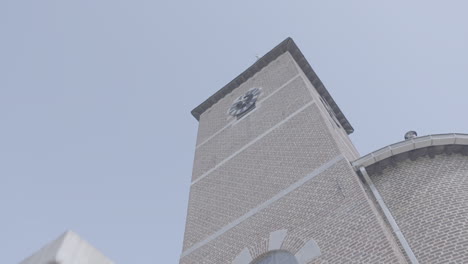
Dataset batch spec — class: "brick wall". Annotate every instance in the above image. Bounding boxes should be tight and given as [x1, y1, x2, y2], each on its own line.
[192, 76, 312, 181]
[182, 160, 404, 263]
[184, 104, 341, 250]
[370, 153, 468, 264]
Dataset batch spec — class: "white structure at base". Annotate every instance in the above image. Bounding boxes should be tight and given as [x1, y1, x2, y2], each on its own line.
[19, 231, 114, 264]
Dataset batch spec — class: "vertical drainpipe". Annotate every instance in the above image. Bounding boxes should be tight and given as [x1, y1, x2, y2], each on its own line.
[359, 166, 419, 264]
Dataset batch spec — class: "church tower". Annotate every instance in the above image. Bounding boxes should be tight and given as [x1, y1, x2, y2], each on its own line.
[180, 38, 406, 263]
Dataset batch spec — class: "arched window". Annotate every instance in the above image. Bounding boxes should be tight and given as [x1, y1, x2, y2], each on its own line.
[251, 251, 298, 264]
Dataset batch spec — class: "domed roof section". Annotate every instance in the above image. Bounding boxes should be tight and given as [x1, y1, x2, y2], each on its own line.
[352, 133, 468, 172]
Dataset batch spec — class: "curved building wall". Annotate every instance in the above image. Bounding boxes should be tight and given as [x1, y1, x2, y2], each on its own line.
[369, 153, 468, 264]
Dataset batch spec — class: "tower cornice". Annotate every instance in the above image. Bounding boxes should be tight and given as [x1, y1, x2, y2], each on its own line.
[191, 37, 354, 134]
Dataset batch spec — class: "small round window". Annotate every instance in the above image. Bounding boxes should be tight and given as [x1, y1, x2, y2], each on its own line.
[251, 251, 298, 264]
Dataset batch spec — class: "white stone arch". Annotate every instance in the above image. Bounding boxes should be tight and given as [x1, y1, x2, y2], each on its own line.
[232, 229, 321, 264]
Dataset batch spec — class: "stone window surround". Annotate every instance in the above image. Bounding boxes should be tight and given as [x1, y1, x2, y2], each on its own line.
[232, 229, 321, 264]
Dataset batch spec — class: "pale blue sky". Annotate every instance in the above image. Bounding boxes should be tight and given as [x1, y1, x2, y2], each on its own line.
[1, 1, 468, 263]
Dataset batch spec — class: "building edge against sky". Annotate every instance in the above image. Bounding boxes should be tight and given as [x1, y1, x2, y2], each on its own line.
[19, 231, 114, 264]
[180, 38, 468, 263]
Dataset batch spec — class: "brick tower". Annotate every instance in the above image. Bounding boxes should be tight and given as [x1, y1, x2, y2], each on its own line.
[180, 38, 406, 263]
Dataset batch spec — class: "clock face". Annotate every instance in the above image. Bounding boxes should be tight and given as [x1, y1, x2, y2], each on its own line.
[228, 87, 262, 117]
